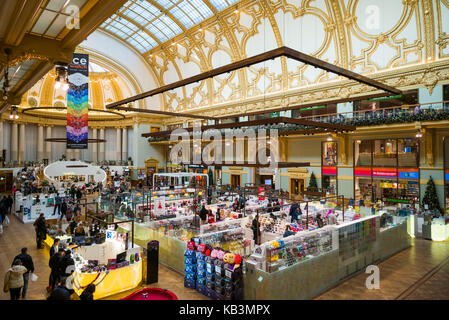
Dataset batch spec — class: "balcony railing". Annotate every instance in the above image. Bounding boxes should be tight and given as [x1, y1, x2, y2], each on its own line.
[299, 100, 449, 126]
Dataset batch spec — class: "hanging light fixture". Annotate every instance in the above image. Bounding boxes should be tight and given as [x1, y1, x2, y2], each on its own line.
[9, 106, 19, 119]
[327, 134, 333, 141]
[415, 130, 423, 138]
[54, 64, 68, 90]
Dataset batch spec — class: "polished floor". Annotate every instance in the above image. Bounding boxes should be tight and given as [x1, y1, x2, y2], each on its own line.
[1, 212, 449, 300]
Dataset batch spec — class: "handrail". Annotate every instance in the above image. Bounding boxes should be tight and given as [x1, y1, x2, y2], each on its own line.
[299, 100, 449, 121]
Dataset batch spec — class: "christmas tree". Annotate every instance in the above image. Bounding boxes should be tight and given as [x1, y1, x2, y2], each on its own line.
[422, 176, 442, 214]
[308, 172, 318, 192]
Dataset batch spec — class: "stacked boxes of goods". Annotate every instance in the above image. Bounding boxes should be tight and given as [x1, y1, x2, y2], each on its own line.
[184, 241, 197, 289]
[196, 244, 208, 295]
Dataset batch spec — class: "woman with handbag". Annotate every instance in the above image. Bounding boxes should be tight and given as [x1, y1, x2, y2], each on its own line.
[4, 259, 27, 300]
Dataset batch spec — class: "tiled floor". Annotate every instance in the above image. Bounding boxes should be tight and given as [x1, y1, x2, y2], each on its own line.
[1, 211, 449, 300]
[315, 239, 449, 300]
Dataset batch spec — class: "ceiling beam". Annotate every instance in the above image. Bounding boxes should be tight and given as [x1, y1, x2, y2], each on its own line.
[61, 0, 127, 49]
[0, 0, 45, 46]
[106, 46, 402, 110]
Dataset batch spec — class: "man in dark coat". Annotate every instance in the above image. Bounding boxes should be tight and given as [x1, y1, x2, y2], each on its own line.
[13, 247, 34, 299]
[33, 214, 47, 249]
[6, 195, 13, 215]
[58, 250, 75, 278]
[49, 248, 65, 291]
[60, 200, 68, 221]
[47, 277, 74, 300]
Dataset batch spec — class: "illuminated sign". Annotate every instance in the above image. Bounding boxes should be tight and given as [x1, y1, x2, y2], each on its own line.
[398, 168, 419, 179]
[372, 168, 397, 178]
[354, 167, 371, 176]
[322, 167, 337, 175]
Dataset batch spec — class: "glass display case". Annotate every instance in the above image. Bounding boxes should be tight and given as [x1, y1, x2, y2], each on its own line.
[247, 226, 337, 273]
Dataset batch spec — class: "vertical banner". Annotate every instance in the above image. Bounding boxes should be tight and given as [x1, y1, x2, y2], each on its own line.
[67, 53, 89, 149]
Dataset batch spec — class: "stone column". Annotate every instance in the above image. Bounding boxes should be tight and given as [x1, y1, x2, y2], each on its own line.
[66, 148, 73, 161]
[45, 126, 52, 161]
[92, 128, 98, 163]
[116, 128, 122, 162]
[99, 128, 105, 162]
[11, 122, 18, 162]
[74, 149, 80, 161]
[122, 127, 127, 163]
[37, 125, 44, 161]
[19, 124, 26, 163]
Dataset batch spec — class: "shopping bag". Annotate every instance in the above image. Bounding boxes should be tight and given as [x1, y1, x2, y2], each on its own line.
[4, 216, 10, 226]
[30, 273, 38, 282]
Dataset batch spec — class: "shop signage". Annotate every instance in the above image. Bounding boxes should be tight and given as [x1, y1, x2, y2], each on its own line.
[154, 196, 166, 215]
[445, 169, 449, 181]
[372, 168, 397, 178]
[67, 53, 89, 149]
[354, 167, 371, 176]
[258, 187, 265, 201]
[398, 168, 419, 179]
[322, 166, 337, 175]
[386, 198, 413, 204]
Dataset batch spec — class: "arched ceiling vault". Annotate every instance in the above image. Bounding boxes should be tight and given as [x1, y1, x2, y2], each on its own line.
[96, 0, 449, 116]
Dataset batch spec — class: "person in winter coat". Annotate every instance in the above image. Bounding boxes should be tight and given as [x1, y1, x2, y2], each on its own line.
[6, 195, 13, 215]
[251, 215, 260, 245]
[4, 259, 27, 300]
[12, 248, 34, 299]
[58, 250, 75, 278]
[49, 248, 65, 291]
[53, 194, 62, 216]
[49, 239, 60, 258]
[33, 214, 47, 249]
[47, 277, 74, 300]
[80, 283, 96, 300]
[60, 200, 68, 221]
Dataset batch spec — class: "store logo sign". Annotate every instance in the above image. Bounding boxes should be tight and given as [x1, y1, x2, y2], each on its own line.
[372, 168, 397, 178]
[365, 265, 380, 289]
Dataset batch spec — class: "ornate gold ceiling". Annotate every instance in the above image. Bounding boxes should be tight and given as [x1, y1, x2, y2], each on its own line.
[95, 0, 449, 118]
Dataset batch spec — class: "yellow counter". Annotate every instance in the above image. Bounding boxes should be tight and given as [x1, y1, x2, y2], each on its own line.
[73, 260, 142, 300]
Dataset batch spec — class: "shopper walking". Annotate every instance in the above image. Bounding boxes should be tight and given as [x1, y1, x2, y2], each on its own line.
[3, 259, 27, 300]
[199, 205, 208, 224]
[49, 238, 60, 257]
[251, 215, 260, 245]
[33, 213, 47, 249]
[6, 195, 13, 215]
[48, 248, 64, 291]
[60, 199, 68, 221]
[53, 194, 62, 216]
[12, 248, 34, 299]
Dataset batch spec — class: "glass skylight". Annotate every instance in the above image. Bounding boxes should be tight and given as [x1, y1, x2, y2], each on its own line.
[100, 0, 240, 54]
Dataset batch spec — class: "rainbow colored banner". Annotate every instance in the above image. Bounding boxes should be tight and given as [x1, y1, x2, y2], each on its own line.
[67, 53, 89, 149]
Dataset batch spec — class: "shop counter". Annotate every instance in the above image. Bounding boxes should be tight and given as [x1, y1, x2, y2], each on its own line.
[73, 260, 142, 300]
[244, 219, 410, 300]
